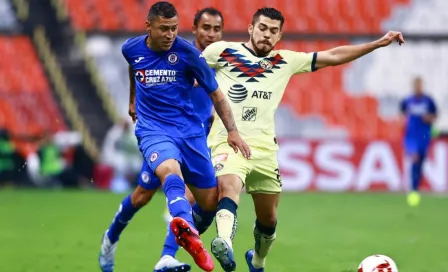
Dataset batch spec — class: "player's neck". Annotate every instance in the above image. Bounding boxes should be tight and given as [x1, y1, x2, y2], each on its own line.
[145, 36, 164, 52]
[194, 40, 205, 52]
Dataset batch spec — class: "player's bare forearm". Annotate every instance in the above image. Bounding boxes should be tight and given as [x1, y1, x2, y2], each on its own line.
[317, 42, 378, 68]
[315, 31, 405, 69]
[128, 65, 136, 104]
[209, 90, 237, 132]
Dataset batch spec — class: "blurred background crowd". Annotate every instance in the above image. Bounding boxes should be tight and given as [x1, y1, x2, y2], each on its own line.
[1, 0, 448, 192]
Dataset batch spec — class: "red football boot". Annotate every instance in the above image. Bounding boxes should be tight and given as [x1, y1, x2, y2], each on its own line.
[170, 217, 214, 271]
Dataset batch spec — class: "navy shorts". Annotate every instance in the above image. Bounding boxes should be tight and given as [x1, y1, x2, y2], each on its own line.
[404, 137, 430, 158]
[137, 134, 215, 190]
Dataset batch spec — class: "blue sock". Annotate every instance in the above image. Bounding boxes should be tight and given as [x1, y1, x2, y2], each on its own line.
[192, 203, 215, 235]
[163, 174, 195, 228]
[107, 195, 140, 244]
[161, 222, 180, 257]
[411, 160, 423, 191]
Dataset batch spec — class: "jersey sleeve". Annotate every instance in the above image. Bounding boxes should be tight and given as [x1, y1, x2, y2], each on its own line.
[186, 46, 219, 94]
[286, 50, 318, 74]
[121, 38, 132, 65]
[400, 99, 407, 114]
[202, 41, 226, 69]
[428, 97, 437, 114]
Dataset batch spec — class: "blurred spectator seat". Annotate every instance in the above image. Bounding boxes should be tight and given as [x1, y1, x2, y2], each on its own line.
[0, 36, 67, 157]
[65, 0, 410, 33]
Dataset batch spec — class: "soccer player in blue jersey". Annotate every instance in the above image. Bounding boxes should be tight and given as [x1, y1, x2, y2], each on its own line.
[98, 3, 247, 272]
[400, 77, 437, 207]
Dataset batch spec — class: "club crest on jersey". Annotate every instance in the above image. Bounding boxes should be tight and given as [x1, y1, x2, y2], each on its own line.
[167, 52, 179, 65]
[141, 171, 150, 183]
[214, 163, 224, 172]
[150, 152, 159, 163]
[259, 59, 273, 70]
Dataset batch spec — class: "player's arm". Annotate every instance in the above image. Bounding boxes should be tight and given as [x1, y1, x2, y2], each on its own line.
[187, 46, 251, 158]
[423, 98, 438, 124]
[128, 65, 137, 123]
[314, 31, 405, 70]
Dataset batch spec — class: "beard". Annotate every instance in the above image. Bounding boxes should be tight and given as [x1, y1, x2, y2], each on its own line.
[250, 35, 272, 57]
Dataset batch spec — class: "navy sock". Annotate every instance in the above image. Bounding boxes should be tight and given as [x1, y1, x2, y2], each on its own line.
[411, 160, 423, 191]
[192, 202, 215, 235]
[107, 194, 140, 244]
[255, 219, 276, 236]
[163, 174, 195, 228]
[161, 222, 179, 257]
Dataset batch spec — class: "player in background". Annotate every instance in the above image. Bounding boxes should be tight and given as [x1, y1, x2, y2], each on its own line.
[98, 2, 248, 272]
[199, 7, 405, 272]
[400, 77, 437, 207]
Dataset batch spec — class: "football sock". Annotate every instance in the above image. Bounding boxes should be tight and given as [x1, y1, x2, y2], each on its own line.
[411, 159, 423, 191]
[161, 221, 180, 258]
[107, 194, 140, 244]
[163, 174, 195, 228]
[252, 219, 277, 269]
[192, 202, 215, 235]
[215, 197, 238, 248]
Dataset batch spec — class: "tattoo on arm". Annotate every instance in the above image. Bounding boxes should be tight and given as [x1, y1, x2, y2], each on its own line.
[128, 66, 135, 104]
[212, 93, 237, 133]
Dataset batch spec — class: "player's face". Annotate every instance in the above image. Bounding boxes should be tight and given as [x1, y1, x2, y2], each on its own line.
[193, 13, 223, 51]
[414, 78, 423, 95]
[145, 16, 179, 51]
[249, 15, 282, 56]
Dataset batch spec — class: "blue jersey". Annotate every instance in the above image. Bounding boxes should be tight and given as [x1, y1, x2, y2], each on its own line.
[122, 35, 218, 138]
[400, 94, 437, 141]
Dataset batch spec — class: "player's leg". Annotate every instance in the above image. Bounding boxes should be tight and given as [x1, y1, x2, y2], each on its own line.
[244, 154, 282, 272]
[404, 138, 422, 206]
[207, 144, 250, 271]
[143, 136, 212, 271]
[99, 164, 159, 272]
[245, 193, 279, 272]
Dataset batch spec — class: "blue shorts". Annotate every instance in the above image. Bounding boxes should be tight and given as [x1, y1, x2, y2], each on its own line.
[404, 137, 430, 158]
[137, 134, 215, 190]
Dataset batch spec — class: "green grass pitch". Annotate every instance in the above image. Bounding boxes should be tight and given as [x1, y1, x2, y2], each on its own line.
[1, 190, 447, 271]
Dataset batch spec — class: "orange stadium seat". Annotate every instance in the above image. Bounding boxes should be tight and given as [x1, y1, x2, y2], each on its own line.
[0, 36, 67, 157]
[64, 0, 410, 33]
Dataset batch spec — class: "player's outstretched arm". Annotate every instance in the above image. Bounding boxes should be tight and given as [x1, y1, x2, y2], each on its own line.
[314, 31, 405, 70]
[128, 65, 137, 123]
[209, 89, 251, 159]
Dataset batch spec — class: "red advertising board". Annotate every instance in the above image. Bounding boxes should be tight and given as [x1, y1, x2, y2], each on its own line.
[277, 139, 448, 192]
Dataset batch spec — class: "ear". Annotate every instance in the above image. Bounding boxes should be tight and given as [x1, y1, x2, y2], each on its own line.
[192, 25, 197, 36]
[248, 24, 253, 35]
[278, 31, 283, 42]
[145, 20, 151, 32]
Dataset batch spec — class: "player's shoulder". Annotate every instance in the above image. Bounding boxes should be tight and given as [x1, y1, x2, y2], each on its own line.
[173, 36, 200, 54]
[205, 41, 238, 53]
[122, 35, 146, 53]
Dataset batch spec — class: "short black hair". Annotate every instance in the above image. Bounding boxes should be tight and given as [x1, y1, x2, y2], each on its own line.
[252, 7, 284, 29]
[193, 7, 224, 27]
[148, 1, 177, 21]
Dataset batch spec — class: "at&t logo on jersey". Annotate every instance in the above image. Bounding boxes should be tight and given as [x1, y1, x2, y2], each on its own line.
[228, 84, 248, 103]
[135, 69, 177, 86]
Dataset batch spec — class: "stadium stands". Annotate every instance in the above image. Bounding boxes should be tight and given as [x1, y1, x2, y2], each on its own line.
[64, 0, 410, 33]
[0, 36, 66, 156]
[0, 0, 17, 30]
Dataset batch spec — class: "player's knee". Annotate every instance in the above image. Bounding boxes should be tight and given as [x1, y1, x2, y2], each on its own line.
[155, 159, 183, 182]
[131, 187, 155, 208]
[217, 175, 243, 202]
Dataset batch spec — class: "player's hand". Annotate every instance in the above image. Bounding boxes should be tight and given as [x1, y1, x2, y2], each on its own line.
[227, 130, 251, 159]
[377, 31, 405, 47]
[128, 103, 137, 124]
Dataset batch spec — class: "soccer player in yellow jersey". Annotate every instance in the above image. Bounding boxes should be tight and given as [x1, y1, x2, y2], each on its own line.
[200, 7, 405, 272]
